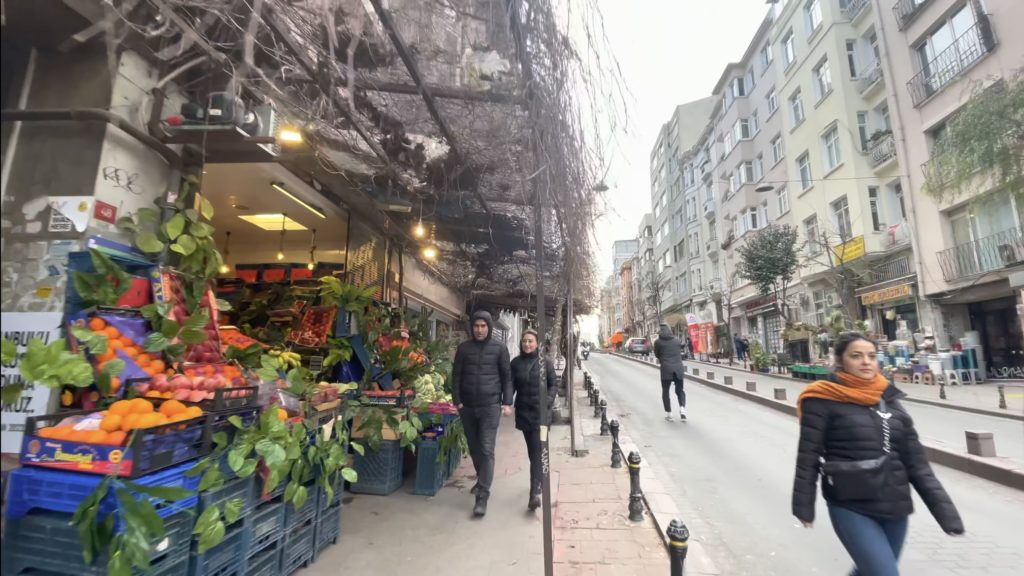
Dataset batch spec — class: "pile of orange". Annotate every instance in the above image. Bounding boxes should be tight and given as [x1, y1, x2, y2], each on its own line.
[36, 398, 202, 446]
[182, 364, 243, 380]
[87, 317, 167, 383]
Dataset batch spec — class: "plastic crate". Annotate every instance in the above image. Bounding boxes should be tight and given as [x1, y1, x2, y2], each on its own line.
[315, 476, 343, 511]
[349, 440, 403, 496]
[21, 405, 209, 478]
[283, 482, 317, 528]
[5, 460, 199, 524]
[311, 503, 341, 562]
[189, 524, 247, 576]
[279, 520, 315, 575]
[65, 250, 154, 316]
[1, 510, 191, 576]
[136, 384, 259, 414]
[244, 499, 285, 558]
[198, 475, 254, 529]
[447, 444, 462, 476]
[412, 439, 445, 496]
[246, 541, 282, 576]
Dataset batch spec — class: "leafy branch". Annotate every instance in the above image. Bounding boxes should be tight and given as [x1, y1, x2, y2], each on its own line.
[2, 337, 97, 404]
[72, 249, 135, 308]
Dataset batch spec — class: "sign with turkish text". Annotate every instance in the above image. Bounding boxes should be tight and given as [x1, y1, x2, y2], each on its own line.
[1, 312, 62, 454]
[860, 283, 914, 305]
[832, 235, 866, 265]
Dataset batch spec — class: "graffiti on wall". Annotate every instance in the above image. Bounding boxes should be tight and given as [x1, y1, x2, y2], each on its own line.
[989, 365, 1024, 379]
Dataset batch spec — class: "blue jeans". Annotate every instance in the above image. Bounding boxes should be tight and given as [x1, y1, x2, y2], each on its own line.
[829, 505, 909, 576]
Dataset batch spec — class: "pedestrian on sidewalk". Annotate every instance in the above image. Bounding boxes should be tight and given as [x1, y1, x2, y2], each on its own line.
[792, 332, 964, 576]
[511, 329, 557, 511]
[654, 323, 687, 421]
[452, 310, 514, 517]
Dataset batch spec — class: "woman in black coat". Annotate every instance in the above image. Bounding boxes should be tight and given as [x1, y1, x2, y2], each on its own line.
[793, 332, 963, 576]
[511, 329, 557, 511]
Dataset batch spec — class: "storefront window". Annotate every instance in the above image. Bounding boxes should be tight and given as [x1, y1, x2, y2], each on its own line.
[765, 313, 783, 355]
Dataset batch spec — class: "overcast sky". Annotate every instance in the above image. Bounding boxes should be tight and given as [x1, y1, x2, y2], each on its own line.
[591, 0, 771, 281]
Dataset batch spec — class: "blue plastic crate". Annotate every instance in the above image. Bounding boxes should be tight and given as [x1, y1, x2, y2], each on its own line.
[283, 482, 317, 528]
[246, 541, 282, 576]
[65, 250, 154, 316]
[149, 553, 191, 576]
[311, 503, 341, 562]
[198, 475, 253, 529]
[447, 444, 462, 476]
[314, 476, 343, 512]
[412, 439, 445, 496]
[4, 461, 199, 526]
[279, 520, 315, 575]
[349, 440, 403, 495]
[189, 524, 246, 576]
[244, 499, 285, 559]
[1, 510, 192, 576]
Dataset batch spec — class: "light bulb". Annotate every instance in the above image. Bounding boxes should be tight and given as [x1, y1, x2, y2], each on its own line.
[422, 246, 438, 260]
[276, 251, 285, 261]
[219, 264, 230, 274]
[413, 222, 426, 238]
[307, 261, 315, 270]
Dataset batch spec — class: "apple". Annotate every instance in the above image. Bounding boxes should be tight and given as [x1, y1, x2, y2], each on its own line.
[187, 390, 207, 403]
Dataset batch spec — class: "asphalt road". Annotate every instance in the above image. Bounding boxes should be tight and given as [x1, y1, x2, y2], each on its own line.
[584, 353, 1024, 576]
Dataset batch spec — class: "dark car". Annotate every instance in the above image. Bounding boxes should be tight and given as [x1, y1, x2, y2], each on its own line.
[625, 337, 652, 355]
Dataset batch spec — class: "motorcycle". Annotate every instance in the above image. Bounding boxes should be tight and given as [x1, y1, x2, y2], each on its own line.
[581, 349, 590, 361]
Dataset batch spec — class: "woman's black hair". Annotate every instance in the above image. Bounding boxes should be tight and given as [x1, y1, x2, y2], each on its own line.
[833, 331, 877, 365]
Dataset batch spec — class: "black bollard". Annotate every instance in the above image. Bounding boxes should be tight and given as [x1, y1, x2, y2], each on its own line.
[600, 400, 610, 436]
[610, 420, 622, 468]
[999, 385, 1007, 409]
[594, 391, 603, 418]
[627, 451, 644, 522]
[667, 519, 690, 576]
[589, 387, 597, 407]
[940, 379, 947, 400]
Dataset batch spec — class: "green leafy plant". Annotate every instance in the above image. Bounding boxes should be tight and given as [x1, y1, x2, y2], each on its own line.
[737, 224, 800, 320]
[1, 337, 96, 404]
[69, 327, 126, 396]
[138, 303, 210, 363]
[749, 341, 771, 371]
[322, 337, 354, 372]
[318, 277, 375, 315]
[71, 477, 194, 576]
[72, 249, 136, 308]
[225, 343, 264, 369]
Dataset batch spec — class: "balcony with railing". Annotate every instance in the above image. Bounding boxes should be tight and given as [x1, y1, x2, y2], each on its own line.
[907, 18, 996, 106]
[856, 60, 884, 95]
[937, 227, 1024, 282]
[703, 200, 716, 220]
[842, 0, 870, 22]
[867, 133, 897, 169]
[893, 0, 930, 30]
[867, 255, 913, 285]
[886, 219, 911, 249]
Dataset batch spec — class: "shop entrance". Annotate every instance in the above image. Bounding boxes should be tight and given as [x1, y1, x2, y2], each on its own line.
[969, 296, 1024, 379]
[881, 302, 919, 341]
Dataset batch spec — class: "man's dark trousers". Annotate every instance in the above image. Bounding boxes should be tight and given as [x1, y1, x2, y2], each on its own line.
[460, 404, 502, 494]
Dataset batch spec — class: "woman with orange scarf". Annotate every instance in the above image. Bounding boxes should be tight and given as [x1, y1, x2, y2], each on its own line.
[792, 332, 963, 576]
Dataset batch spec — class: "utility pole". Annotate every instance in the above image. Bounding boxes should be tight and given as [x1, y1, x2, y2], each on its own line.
[566, 264, 575, 455]
[534, 173, 555, 576]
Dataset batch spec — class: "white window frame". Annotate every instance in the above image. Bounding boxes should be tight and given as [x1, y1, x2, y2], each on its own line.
[782, 30, 796, 67]
[846, 39, 859, 79]
[868, 187, 883, 232]
[771, 135, 784, 165]
[797, 152, 813, 191]
[777, 187, 791, 216]
[832, 195, 853, 240]
[761, 43, 774, 71]
[805, 215, 822, 255]
[822, 126, 842, 172]
[805, 0, 822, 37]
[813, 58, 833, 101]
[790, 90, 805, 126]
[739, 161, 755, 184]
[857, 111, 870, 152]
[767, 89, 778, 115]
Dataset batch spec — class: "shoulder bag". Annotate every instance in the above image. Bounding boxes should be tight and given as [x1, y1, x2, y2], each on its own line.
[820, 398, 893, 502]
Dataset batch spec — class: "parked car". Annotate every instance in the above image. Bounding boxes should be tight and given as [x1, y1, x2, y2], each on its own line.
[625, 337, 652, 355]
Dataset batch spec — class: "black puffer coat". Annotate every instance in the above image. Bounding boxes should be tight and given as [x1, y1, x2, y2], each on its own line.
[511, 350, 557, 431]
[654, 325, 685, 381]
[793, 384, 963, 533]
[451, 311, 513, 408]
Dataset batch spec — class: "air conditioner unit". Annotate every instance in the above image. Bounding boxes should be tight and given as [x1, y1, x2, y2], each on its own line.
[251, 105, 280, 158]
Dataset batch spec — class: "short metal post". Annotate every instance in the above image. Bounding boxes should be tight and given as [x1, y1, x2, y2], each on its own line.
[707, 372, 715, 381]
[594, 391, 603, 418]
[746, 381, 757, 392]
[724, 375, 733, 386]
[589, 387, 597, 407]
[627, 451, 644, 522]
[600, 400, 610, 435]
[668, 519, 690, 576]
[774, 388, 787, 401]
[940, 379, 947, 400]
[998, 385, 1007, 409]
[610, 420, 622, 468]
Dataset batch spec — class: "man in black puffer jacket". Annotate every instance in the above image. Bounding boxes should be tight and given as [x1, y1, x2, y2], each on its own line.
[452, 310, 513, 517]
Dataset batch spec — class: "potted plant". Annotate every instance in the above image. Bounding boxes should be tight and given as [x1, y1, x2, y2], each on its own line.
[749, 341, 771, 373]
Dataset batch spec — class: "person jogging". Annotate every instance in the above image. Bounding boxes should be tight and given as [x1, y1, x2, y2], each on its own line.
[653, 323, 687, 421]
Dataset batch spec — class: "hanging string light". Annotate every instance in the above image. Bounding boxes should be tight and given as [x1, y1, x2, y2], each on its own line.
[276, 213, 286, 261]
[422, 223, 439, 260]
[307, 228, 317, 271]
[219, 230, 231, 275]
[412, 199, 426, 238]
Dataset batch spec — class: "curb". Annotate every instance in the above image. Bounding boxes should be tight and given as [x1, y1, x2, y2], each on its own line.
[608, 353, 1024, 492]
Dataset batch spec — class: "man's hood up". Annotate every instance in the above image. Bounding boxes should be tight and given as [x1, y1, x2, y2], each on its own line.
[471, 310, 493, 341]
[658, 324, 674, 340]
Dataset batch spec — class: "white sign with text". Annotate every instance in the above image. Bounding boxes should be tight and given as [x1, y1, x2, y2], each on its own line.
[1, 312, 62, 453]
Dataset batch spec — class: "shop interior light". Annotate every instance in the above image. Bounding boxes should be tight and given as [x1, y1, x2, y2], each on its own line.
[307, 229, 317, 271]
[219, 231, 231, 275]
[422, 245, 438, 260]
[278, 127, 304, 144]
[277, 214, 286, 261]
[421, 223, 439, 260]
[271, 182, 326, 219]
[413, 220, 426, 238]
[238, 213, 307, 231]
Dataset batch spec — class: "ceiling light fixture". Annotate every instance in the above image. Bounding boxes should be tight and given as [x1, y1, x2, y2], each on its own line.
[277, 213, 286, 261]
[238, 213, 307, 231]
[278, 127, 304, 144]
[307, 228, 317, 271]
[219, 231, 231, 275]
[271, 182, 326, 219]
[422, 223, 439, 260]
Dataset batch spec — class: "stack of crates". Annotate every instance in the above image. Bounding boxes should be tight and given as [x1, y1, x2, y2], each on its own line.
[1, 461, 200, 576]
[279, 481, 317, 575]
[311, 476, 343, 562]
[189, 475, 254, 576]
[243, 484, 287, 576]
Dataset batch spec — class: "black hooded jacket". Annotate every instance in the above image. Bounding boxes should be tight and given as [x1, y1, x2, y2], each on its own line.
[511, 348, 557, 431]
[653, 325, 685, 381]
[451, 311, 513, 408]
[793, 382, 963, 533]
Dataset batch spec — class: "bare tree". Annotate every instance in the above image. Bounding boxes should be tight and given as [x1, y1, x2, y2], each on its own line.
[714, 267, 743, 365]
[805, 227, 867, 326]
[646, 269, 666, 329]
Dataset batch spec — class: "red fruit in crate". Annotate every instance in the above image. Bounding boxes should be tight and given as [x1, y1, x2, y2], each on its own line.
[201, 353, 220, 363]
[205, 391, 215, 400]
[191, 376, 206, 390]
[135, 383, 151, 394]
[170, 374, 191, 389]
[187, 390, 207, 403]
[173, 389, 192, 402]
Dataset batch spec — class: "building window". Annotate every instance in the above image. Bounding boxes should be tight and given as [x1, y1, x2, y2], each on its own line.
[846, 39, 859, 78]
[744, 207, 761, 232]
[705, 183, 715, 204]
[813, 289, 830, 325]
[732, 76, 747, 99]
[771, 135, 784, 165]
[679, 274, 687, 295]
[777, 187, 790, 216]
[797, 152, 813, 190]
[805, 215, 822, 255]
[736, 118, 754, 140]
[805, 0, 822, 36]
[689, 232, 701, 257]
[894, 183, 907, 219]
[822, 126, 842, 171]
[724, 130, 736, 153]
[782, 30, 796, 67]
[767, 89, 778, 115]
[694, 267, 704, 292]
[868, 187, 883, 232]
[739, 161, 755, 185]
[790, 90, 805, 126]
[880, 103, 891, 131]
[916, 5, 980, 90]
[708, 218, 718, 242]
[684, 166, 694, 188]
[754, 154, 764, 181]
[727, 173, 737, 195]
[761, 43, 774, 71]
[832, 195, 853, 240]
[686, 196, 698, 222]
[857, 111, 870, 151]
[813, 58, 833, 100]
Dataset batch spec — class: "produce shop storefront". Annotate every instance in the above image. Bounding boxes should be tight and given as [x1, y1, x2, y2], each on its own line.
[857, 281, 919, 342]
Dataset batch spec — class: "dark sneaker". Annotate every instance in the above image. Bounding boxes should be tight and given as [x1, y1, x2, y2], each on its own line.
[470, 483, 479, 495]
[528, 492, 541, 511]
[473, 494, 488, 517]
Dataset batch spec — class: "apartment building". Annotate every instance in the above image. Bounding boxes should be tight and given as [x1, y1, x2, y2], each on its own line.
[599, 274, 616, 344]
[874, 0, 1024, 377]
[611, 238, 640, 334]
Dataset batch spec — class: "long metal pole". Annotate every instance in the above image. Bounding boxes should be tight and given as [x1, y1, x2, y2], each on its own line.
[535, 170, 554, 576]
[567, 265, 576, 455]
